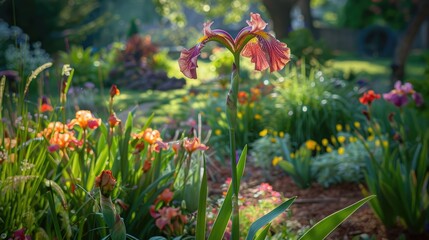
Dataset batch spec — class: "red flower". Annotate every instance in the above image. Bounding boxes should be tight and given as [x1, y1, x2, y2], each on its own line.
[95, 170, 116, 196]
[110, 84, 120, 98]
[359, 90, 380, 105]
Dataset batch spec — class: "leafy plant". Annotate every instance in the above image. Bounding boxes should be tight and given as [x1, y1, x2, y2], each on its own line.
[58, 45, 109, 86]
[358, 87, 429, 234]
[264, 63, 358, 147]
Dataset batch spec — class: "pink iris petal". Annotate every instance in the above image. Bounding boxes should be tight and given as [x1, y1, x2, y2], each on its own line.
[178, 44, 203, 79]
[246, 12, 268, 32]
[242, 34, 290, 72]
[241, 39, 269, 71]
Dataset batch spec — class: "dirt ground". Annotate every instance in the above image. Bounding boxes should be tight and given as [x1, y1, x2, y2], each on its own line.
[206, 159, 429, 240]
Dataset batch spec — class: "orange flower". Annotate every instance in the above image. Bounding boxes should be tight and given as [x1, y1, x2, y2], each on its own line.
[95, 170, 117, 196]
[250, 87, 261, 102]
[40, 96, 54, 112]
[108, 113, 121, 128]
[133, 128, 162, 145]
[38, 122, 81, 152]
[156, 189, 174, 205]
[68, 110, 101, 130]
[237, 91, 248, 104]
[110, 84, 120, 98]
[183, 137, 208, 153]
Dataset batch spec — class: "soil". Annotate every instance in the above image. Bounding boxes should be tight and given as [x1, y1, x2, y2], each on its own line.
[206, 159, 429, 240]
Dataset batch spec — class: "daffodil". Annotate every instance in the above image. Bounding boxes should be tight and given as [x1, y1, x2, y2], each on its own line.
[178, 12, 290, 79]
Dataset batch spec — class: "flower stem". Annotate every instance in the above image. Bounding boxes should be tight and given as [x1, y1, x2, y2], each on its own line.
[227, 56, 240, 240]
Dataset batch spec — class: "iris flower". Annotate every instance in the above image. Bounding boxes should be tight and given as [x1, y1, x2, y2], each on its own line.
[383, 81, 424, 107]
[179, 12, 290, 79]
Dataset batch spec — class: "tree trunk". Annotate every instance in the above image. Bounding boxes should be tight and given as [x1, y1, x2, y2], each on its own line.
[298, 0, 317, 38]
[391, 0, 429, 84]
[262, 0, 299, 40]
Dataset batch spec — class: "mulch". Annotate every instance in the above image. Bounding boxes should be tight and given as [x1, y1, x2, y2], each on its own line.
[206, 158, 429, 240]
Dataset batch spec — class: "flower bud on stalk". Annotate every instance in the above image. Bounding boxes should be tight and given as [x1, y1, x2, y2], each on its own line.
[95, 170, 126, 240]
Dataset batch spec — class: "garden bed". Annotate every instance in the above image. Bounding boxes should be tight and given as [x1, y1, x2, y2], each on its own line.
[207, 159, 429, 240]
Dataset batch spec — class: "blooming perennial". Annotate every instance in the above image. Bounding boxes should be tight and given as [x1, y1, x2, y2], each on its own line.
[383, 81, 424, 107]
[179, 12, 290, 79]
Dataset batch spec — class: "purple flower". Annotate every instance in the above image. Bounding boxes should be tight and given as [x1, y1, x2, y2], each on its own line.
[383, 81, 424, 107]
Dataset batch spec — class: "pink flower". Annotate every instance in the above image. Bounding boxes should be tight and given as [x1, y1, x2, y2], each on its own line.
[179, 12, 290, 79]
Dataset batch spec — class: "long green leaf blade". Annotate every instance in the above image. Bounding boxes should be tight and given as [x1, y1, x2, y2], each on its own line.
[196, 155, 208, 239]
[246, 197, 296, 240]
[208, 146, 247, 240]
[299, 195, 375, 240]
[254, 223, 271, 240]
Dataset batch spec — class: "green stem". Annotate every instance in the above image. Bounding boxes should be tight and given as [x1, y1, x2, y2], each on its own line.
[227, 55, 240, 240]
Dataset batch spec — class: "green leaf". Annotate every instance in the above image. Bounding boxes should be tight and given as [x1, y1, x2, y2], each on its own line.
[196, 155, 207, 239]
[246, 197, 296, 240]
[208, 146, 247, 240]
[254, 223, 271, 240]
[299, 195, 376, 240]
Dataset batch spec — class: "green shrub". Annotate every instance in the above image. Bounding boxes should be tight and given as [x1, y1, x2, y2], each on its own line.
[262, 63, 358, 147]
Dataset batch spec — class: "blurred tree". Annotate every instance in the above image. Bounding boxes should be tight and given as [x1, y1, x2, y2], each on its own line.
[0, 0, 160, 53]
[153, 0, 316, 40]
[392, 0, 429, 83]
[0, 0, 103, 52]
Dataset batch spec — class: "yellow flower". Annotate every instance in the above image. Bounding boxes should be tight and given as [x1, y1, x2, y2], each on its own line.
[322, 138, 329, 146]
[215, 129, 222, 136]
[338, 136, 346, 144]
[279, 131, 284, 138]
[290, 153, 295, 158]
[272, 156, 282, 166]
[367, 135, 375, 141]
[354, 121, 361, 129]
[368, 127, 373, 134]
[305, 139, 317, 151]
[237, 112, 243, 119]
[259, 129, 268, 137]
[270, 138, 277, 143]
[349, 136, 357, 143]
[254, 114, 262, 120]
[336, 124, 343, 132]
[338, 147, 345, 155]
[316, 145, 321, 151]
[382, 140, 388, 148]
[331, 136, 337, 145]
[375, 140, 380, 147]
[326, 147, 332, 153]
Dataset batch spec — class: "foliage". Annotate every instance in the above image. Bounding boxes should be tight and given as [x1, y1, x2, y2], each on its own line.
[152, 0, 257, 27]
[250, 132, 289, 170]
[108, 34, 186, 91]
[357, 87, 429, 234]
[275, 138, 315, 189]
[340, 0, 417, 29]
[284, 29, 333, 66]
[0, 21, 51, 77]
[0, 65, 206, 239]
[58, 45, 110, 86]
[263, 63, 358, 147]
[312, 130, 382, 188]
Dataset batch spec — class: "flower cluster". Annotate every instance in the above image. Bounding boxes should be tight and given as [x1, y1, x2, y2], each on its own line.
[37, 122, 82, 153]
[150, 189, 187, 236]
